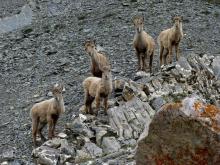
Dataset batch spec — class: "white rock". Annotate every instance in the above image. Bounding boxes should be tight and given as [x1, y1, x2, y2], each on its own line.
[1, 161, 8, 165]
[79, 114, 87, 122]
[58, 133, 67, 139]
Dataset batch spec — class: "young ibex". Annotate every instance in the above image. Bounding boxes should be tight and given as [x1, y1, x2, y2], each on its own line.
[158, 16, 183, 66]
[85, 40, 110, 78]
[132, 16, 155, 73]
[83, 66, 112, 115]
[30, 84, 65, 146]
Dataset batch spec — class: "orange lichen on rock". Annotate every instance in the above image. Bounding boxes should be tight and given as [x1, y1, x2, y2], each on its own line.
[193, 101, 204, 112]
[202, 104, 220, 117]
[192, 102, 219, 118]
[196, 103, 220, 132]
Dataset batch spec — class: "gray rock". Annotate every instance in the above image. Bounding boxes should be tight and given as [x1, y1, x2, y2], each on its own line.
[32, 146, 60, 165]
[137, 91, 148, 102]
[0, 160, 26, 165]
[144, 83, 155, 93]
[175, 63, 192, 78]
[212, 56, 220, 79]
[102, 137, 121, 154]
[83, 142, 103, 158]
[151, 78, 162, 90]
[135, 71, 150, 77]
[200, 54, 214, 66]
[94, 127, 107, 146]
[108, 96, 154, 139]
[120, 139, 137, 148]
[67, 118, 94, 138]
[0, 146, 15, 161]
[0, 5, 33, 34]
[43, 138, 61, 148]
[177, 56, 192, 71]
[58, 132, 67, 139]
[53, 0, 61, 3]
[75, 150, 92, 164]
[150, 97, 166, 111]
[60, 154, 71, 164]
[60, 139, 76, 157]
[0, 161, 8, 165]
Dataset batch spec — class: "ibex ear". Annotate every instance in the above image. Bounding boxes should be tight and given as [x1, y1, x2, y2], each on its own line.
[171, 14, 175, 21]
[58, 84, 64, 92]
[132, 16, 137, 24]
[84, 40, 89, 47]
[51, 84, 57, 94]
[141, 16, 144, 22]
[93, 39, 96, 45]
[102, 65, 110, 72]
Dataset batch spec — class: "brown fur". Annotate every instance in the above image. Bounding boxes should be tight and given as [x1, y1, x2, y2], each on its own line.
[85, 40, 110, 78]
[158, 16, 183, 66]
[83, 66, 112, 115]
[30, 84, 65, 147]
[132, 16, 155, 73]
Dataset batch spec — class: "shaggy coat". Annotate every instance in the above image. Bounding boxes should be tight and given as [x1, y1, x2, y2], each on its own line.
[83, 66, 112, 115]
[30, 84, 65, 146]
[85, 40, 110, 78]
[158, 16, 183, 66]
[133, 16, 155, 73]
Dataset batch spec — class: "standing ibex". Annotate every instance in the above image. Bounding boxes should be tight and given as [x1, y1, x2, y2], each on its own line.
[83, 66, 112, 115]
[133, 16, 155, 73]
[85, 40, 110, 78]
[30, 84, 65, 146]
[158, 16, 183, 66]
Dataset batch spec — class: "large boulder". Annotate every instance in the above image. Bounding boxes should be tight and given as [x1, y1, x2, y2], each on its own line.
[135, 96, 220, 165]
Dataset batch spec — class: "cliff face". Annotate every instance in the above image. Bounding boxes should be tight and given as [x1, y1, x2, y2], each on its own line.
[0, 0, 220, 164]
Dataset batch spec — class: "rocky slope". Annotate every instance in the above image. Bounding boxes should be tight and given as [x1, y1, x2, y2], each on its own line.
[0, 0, 220, 164]
[31, 54, 219, 164]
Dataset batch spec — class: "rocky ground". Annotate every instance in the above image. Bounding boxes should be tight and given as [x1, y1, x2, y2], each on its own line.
[31, 54, 220, 164]
[0, 0, 220, 164]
